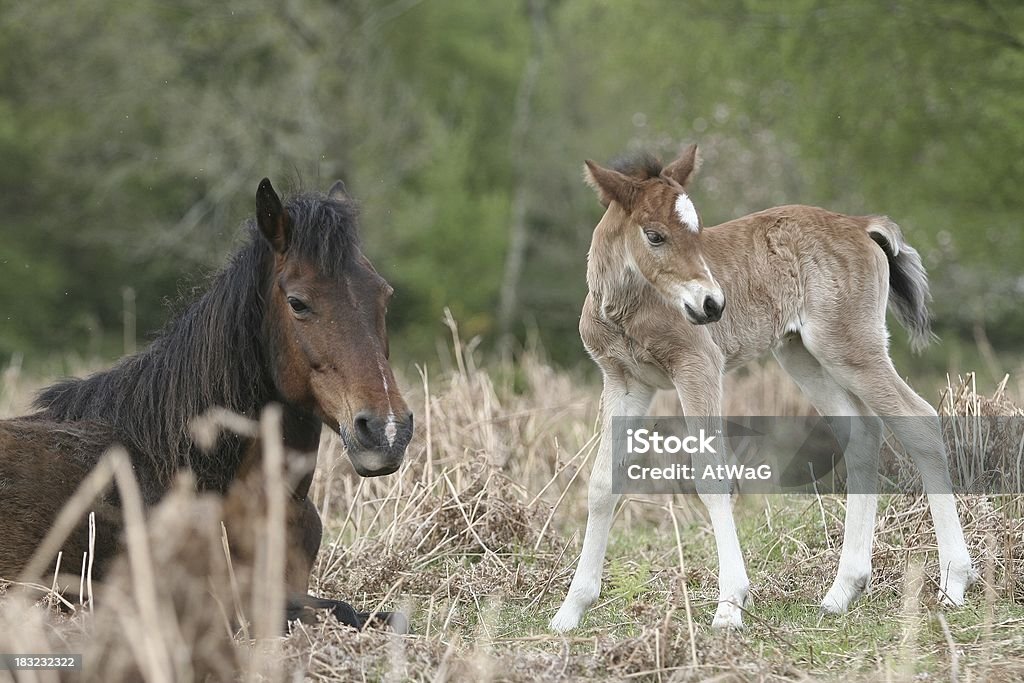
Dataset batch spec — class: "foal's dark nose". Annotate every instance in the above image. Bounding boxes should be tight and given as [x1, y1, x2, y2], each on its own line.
[353, 409, 414, 453]
[702, 296, 725, 322]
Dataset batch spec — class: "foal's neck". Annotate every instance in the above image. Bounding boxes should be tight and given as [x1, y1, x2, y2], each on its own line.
[586, 207, 650, 327]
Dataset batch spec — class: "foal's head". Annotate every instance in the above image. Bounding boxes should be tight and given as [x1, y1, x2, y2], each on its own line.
[585, 145, 725, 324]
[256, 179, 412, 476]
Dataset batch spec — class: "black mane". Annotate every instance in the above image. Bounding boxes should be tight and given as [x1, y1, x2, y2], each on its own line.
[611, 152, 664, 180]
[33, 189, 360, 500]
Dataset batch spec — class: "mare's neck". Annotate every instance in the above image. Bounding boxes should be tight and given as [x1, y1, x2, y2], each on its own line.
[33, 237, 319, 499]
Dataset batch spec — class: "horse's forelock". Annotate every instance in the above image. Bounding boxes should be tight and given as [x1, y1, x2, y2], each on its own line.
[610, 152, 664, 181]
[282, 193, 361, 277]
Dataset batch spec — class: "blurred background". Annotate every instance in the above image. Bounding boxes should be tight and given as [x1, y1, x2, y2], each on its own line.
[1, 0, 1022, 384]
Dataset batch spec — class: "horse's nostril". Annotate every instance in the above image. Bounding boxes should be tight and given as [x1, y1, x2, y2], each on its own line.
[353, 411, 375, 447]
[703, 296, 723, 320]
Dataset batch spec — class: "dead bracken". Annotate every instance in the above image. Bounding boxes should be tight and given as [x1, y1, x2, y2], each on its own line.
[1, 345, 1023, 681]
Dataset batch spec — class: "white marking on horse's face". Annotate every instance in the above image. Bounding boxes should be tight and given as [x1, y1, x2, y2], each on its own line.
[674, 193, 699, 233]
[376, 358, 397, 448]
[672, 282, 712, 321]
[384, 416, 397, 447]
[670, 257, 724, 323]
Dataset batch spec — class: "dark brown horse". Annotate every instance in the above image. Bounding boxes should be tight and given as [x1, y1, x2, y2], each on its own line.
[0, 179, 413, 628]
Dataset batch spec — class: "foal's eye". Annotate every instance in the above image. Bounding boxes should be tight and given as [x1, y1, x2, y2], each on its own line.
[287, 296, 310, 314]
[645, 230, 666, 246]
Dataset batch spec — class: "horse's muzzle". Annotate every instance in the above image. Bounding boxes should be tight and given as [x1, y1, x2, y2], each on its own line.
[343, 410, 414, 476]
[349, 452, 404, 477]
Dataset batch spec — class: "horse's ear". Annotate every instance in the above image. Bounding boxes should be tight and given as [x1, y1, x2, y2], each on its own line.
[327, 180, 347, 200]
[584, 160, 640, 211]
[661, 144, 702, 189]
[256, 178, 290, 253]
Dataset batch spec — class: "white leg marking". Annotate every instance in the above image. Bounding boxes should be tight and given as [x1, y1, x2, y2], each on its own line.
[551, 378, 653, 632]
[822, 416, 881, 613]
[888, 415, 977, 605]
[677, 368, 749, 629]
[689, 423, 749, 629]
[879, 409, 975, 605]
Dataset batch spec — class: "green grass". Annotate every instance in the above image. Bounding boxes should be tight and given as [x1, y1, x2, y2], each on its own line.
[394, 492, 1024, 679]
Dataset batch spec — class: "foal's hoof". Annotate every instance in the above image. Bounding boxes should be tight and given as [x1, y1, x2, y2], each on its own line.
[938, 565, 979, 608]
[711, 585, 750, 629]
[711, 602, 744, 630]
[550, 603, 585, 633]
[820, 572, 870, 614]
[287, 596, 360, 627]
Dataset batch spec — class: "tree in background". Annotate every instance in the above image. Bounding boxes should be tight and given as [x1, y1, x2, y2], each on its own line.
[1, 0, 1021, 375]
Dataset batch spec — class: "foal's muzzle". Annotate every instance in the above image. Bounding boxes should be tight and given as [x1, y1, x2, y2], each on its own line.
[343, 410, 414, 477]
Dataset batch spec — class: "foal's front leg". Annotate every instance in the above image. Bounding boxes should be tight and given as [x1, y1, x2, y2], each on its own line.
[676, 366, 750, 629]
[550, 374, 653, 632]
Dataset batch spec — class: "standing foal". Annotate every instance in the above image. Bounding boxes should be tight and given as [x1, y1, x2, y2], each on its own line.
[551, 145, 976, 631]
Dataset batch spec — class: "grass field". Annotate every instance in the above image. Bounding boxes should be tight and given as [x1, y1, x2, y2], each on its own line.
[1, 327, 1023, 682]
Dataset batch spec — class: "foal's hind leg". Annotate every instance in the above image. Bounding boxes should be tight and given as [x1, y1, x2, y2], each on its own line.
[774, 336, 882, 613]
[802, 330, 977, 606]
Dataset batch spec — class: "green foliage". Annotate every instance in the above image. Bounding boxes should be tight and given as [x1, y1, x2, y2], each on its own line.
[1, 0, 1022, 369]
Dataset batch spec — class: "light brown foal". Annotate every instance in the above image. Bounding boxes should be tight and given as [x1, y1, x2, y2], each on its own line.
[551, 145, 977, 631]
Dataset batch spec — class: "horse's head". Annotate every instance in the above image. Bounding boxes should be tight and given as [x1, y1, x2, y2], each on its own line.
[255, 179, 412, 477]
[584, 144, 725, 325]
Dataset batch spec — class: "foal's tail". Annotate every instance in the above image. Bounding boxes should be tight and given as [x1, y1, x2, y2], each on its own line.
[866, 217, 937, 353]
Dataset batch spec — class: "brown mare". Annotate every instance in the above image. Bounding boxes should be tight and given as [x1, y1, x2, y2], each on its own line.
[0, 179, 413, 628]
[551, 145, 977, 631]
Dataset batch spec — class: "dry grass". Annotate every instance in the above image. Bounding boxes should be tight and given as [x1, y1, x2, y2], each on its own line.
[2, 329, 1023, 681]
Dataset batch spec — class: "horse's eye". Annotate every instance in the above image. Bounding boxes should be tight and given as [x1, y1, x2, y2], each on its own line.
[287, 296, 310, 314]
[645, 230, 666, 246]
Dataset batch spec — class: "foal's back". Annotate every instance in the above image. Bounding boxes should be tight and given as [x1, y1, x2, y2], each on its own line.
[698, 205, 891, 368]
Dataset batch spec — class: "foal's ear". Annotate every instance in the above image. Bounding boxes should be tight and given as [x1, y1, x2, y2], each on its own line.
[256, 178, 290, 253]
[661, 144, 702, 189]
[327, 179, 347, 200]
[583, 160, 640, 211]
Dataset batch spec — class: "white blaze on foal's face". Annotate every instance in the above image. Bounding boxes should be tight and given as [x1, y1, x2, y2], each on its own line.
[669, 253, 725, 326]
[665, 191, 724, 324]
[674, 193, 699, 234]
